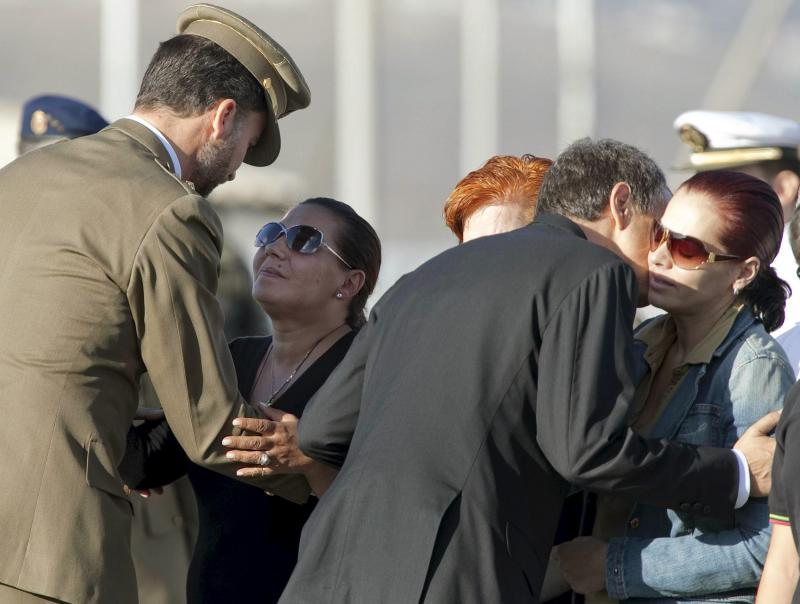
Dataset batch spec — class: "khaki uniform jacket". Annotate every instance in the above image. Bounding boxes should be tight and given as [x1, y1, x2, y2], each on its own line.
[0, 119, 307, 604]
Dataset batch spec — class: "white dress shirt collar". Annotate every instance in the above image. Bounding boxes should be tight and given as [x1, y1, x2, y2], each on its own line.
[124, 114, 182, 179]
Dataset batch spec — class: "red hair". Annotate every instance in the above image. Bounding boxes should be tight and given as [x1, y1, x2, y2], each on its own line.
[443, 154, 553, 242]
[679, 170, 789, 331]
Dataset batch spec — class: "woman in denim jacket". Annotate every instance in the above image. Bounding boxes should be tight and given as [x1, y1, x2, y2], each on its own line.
[557, 170, 794, 603]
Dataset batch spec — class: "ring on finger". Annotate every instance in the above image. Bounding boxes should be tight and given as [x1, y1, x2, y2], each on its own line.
[257, 452, 270, 467]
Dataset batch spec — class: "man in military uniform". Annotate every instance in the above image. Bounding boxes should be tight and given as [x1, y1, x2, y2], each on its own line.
[0, 4, 310, 603]
[16, 92, 196, 604]
[674, 110, 800, 337]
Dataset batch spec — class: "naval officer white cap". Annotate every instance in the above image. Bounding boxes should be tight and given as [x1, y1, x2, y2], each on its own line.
[674, 110, 800, 171]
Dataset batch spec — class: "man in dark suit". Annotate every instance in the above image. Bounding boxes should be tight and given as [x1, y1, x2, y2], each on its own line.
[229, 138, 776, 603]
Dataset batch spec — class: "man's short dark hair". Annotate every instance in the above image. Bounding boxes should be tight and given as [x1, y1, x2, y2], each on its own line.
[135, 34, 265, 117]
[536, 138, 670, 220]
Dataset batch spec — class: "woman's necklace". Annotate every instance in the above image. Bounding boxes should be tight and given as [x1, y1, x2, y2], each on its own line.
[253, 323, 346, 406]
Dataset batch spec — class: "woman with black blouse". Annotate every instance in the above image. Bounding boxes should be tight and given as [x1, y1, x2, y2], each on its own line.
[121, 197, 381, 603]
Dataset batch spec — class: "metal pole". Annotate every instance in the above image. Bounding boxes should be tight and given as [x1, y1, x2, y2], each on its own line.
[460, 0, 500, 175]
[99, 0, 140, 121]
[670, 0, 794, 172]
[702, 0, 795, 110]
[556, 0, 596, 151]
[334, 0, 378, 227]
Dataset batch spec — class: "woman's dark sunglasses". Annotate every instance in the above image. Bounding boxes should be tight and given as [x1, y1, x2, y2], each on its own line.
[650, 221, 740, 270]
[255, 222, 353, 270]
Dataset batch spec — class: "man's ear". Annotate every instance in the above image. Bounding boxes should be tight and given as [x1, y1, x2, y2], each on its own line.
[608, 182, 633, 230]
[208, 99, 238, 142]
[772, 170, 800, 222]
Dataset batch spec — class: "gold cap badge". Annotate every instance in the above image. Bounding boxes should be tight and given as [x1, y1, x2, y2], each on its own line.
[30, 110, 49, 136]
[679, 124, 709, 152]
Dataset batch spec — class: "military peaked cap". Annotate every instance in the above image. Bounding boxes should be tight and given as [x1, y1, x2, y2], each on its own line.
[177, 3, 311, 167]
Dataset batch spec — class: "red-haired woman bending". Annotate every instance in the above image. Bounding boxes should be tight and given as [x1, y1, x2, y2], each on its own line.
[443, 154, 552, 242]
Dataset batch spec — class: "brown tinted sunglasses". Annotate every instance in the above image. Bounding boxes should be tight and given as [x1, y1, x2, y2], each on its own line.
[650, 221, 740, 270]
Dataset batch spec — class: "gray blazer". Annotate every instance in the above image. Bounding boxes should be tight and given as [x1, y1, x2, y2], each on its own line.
[281, 213, 740, 604]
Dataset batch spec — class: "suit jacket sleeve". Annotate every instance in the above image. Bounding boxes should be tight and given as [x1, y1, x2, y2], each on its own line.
[298, 310, 376, 467]
[605, 499, 769, 599]
[119, 419, 189, 490]
[126, 194, 311, 504]
[535, 260, 738, 517]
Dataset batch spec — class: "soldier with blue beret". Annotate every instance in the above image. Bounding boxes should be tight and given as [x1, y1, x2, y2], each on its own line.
[18, 94, 108, 155]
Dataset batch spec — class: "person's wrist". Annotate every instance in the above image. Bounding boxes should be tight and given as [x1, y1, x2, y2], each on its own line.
[598, 542, 609, 590]
[304, 459, 338, 497]
[289, 453, 315, 474]
[605, 538, 628, 600]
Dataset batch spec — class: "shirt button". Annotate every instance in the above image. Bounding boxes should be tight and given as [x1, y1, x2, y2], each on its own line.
[629, 517, 640, 529]
[613, 568, 620, 575]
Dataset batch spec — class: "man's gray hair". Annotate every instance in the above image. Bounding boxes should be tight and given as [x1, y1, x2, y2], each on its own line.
[536, 138, 670, 220]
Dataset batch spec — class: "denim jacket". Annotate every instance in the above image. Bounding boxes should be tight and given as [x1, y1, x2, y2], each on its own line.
[605, 307, 794, 603]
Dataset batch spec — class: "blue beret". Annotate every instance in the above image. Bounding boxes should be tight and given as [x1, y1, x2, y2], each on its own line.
[20, 95, 108, 140]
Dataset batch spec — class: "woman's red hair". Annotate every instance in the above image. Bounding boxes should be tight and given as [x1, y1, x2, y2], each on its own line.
[443, 154, 553, 242]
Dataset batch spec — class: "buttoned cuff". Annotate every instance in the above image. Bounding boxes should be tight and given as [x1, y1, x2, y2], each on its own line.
[605, 538, 629, 600]
[732, 448, 750, 509]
